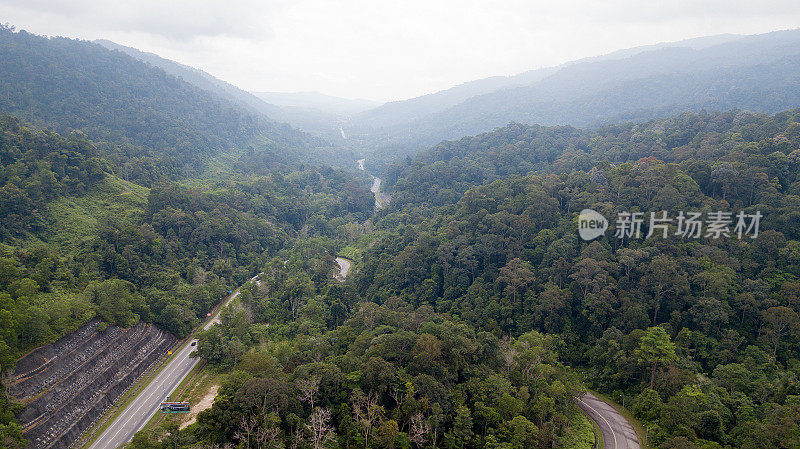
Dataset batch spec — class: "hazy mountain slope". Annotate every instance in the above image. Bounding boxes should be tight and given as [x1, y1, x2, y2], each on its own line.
[576, 33, 743, 63]
[95, 39, 379, 139]
[349, 33, 745, 134]
[349, 29, 800, 156]
[92, 39, 360, 162]
[0, 26, 317, 174]
[252, 91, 379, 116]
[349, 67, 559, 132]
[411, 53, 800, 144]
[94, 39, 285, 119]
[251, 91, 381, 138]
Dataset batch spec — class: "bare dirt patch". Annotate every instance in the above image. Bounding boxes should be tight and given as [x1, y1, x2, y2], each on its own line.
[180, 384, 219, 430]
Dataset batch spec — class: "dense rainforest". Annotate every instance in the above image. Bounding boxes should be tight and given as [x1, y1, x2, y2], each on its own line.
[123, 243, 589, 449]
[2, 21, 800, 449]
[0, 112, 374, 448]
[114, 109, 800, 449]
[0, 24, 326, 183]
[354, 109, 800, 447]
[0, 113, 373, 358]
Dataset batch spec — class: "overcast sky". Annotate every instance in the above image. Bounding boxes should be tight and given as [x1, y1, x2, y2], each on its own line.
[1, 0, 800, 102]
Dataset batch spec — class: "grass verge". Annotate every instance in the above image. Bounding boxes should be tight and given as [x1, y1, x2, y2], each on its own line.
[75, 337, 182, 449]
[564, 409, 601, 449]
[590, 390, 651, 449]
[76, 289, 238, 449]
[140, 363, 222, 433]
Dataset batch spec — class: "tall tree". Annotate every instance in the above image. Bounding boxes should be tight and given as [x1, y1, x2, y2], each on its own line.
[640, 255, 688, 324]
[635, 326, 678, 390]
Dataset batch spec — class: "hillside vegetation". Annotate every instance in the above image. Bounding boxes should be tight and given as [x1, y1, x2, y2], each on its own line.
[347, 29, 800, 166]
[0, 114, 373, 365]
[352, 109, 800, 448]
[0, 25, 322, 181]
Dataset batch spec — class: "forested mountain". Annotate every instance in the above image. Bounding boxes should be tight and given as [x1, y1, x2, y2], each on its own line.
[0, 25, 322, 180]
[383, 108, 800, 207]
[94, 39, 286, 120]
[351, 108, 800, 448]
[346, 29, 800, 162]
[0, 112, 373, 373]
[93, 40, 370, 147]
[3, 18, 800, 449]
[94, 38, 381, 140]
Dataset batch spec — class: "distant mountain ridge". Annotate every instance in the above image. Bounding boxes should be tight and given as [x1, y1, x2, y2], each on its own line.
[349, 33, 745, 134]
[346, 29, 800, 163]
[252, 91, 379, 116]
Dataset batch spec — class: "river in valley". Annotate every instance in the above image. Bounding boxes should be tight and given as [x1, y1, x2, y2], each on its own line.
[357, 158, 388, 209]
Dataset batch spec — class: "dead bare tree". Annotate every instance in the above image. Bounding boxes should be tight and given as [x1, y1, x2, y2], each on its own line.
[306, 407, 335, 449]
[290, 427, 303, 449]
[234, 415, 258, 449]
[501, 336, 518, 375]
[408, 412, 430, 449]
[254, 420, 281, 449]
[352, 391, 383, 449]
[388, 384, 402, 407]
[298, 375, 321, 410]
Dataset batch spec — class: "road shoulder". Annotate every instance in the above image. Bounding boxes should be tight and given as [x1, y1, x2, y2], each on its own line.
[577, 392, 640, 449]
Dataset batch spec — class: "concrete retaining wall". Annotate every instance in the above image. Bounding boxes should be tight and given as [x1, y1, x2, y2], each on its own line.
[9, 320, 177, 449]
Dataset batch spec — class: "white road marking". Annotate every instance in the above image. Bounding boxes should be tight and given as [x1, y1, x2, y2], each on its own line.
[580, 396, 619, 449]
[89, 287, 245, 449]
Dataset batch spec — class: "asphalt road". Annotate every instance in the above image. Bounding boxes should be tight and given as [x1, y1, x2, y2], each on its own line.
[577, 392, 640, 449]
[334, 257, 351, 280]
[86, 275, 259, 449]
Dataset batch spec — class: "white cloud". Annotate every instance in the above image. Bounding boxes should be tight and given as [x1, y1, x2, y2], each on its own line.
[0, 0, 289, 40]
[1, 0, 799, 101]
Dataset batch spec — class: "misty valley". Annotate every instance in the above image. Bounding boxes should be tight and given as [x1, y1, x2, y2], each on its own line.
[0, 18, 800, 449]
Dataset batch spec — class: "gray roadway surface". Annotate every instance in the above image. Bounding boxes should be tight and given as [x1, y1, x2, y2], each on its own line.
[87, 275, 259, 449]
[577, 392, 640, 449]
[334, 257, 351, 280]
[88, 269, 637, 449]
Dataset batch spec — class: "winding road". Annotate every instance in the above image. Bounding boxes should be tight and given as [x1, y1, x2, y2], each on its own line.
[86, 261, 637, 449]
[577, 393, 640, 449]
[86, 274, 260, 449]
[334, 257, 351, 280]
[357, 158, 388, 209]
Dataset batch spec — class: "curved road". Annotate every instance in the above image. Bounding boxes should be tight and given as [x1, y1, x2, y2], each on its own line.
[334, 257, 351, 280]
[87, 268, 635, 449]
[86, 274, 260, 449]
[357, 158, 388, 210]
[577, 393, 640, 449]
